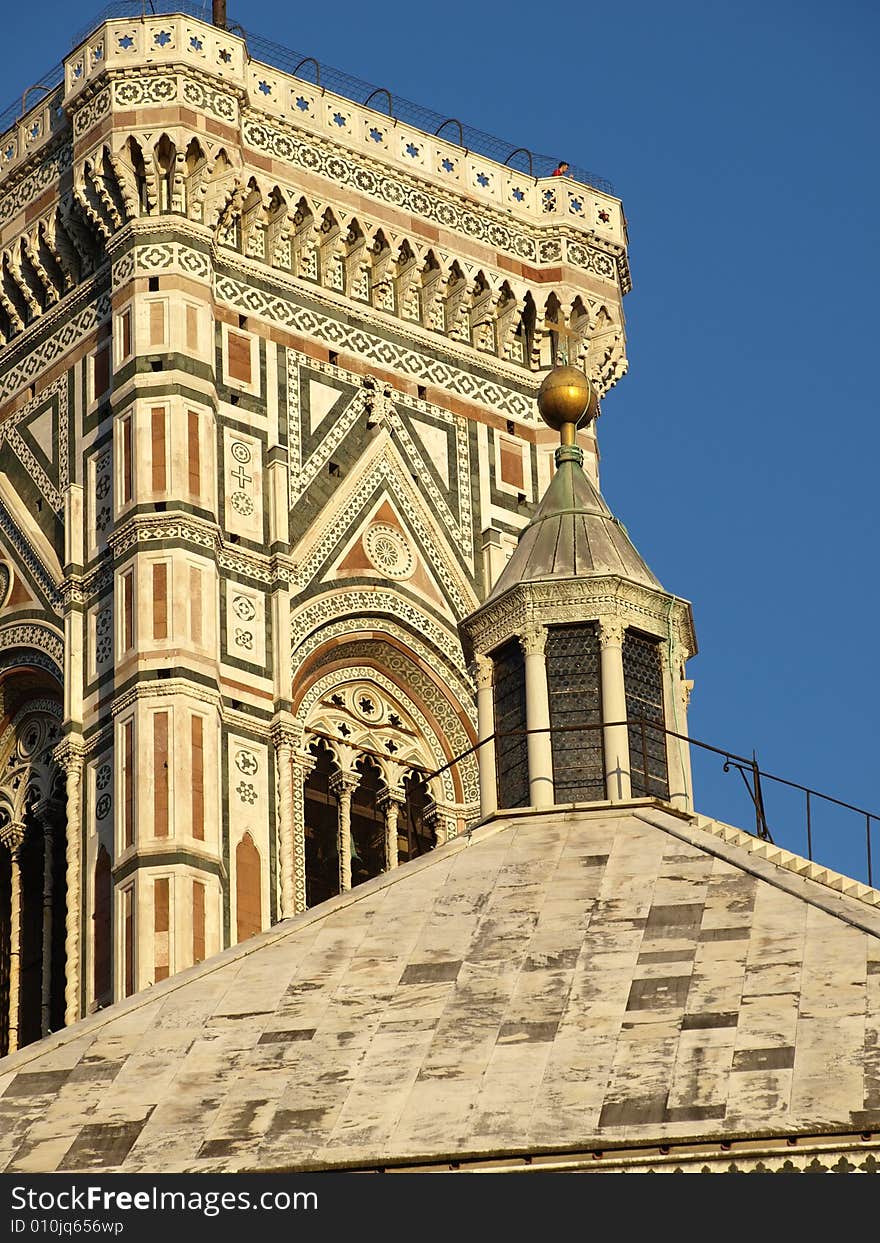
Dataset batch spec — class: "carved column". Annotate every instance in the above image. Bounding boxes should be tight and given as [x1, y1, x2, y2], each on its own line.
[272, 724, 297, 919]
[54, 739, 85, 1027]
[329, 771, 359, 894]
[378, 785, 406, 872]
[1, 822, 26, 1053]
[472, 654, 497, 820]
[598, 618, 631, 801]
[519, 624, 554, 809]
[35, 801, 61, 1038]
[291, 750, 315, 914]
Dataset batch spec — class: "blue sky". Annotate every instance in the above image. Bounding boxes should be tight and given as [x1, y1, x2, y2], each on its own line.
[4, 0, 879, 879]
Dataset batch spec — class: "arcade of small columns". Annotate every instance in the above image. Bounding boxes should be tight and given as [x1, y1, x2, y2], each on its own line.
[470, 617, 693, 818]
[276, 726, 446, 915]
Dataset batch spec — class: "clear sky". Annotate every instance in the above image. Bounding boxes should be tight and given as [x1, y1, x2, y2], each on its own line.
[4, 0, 879, 880]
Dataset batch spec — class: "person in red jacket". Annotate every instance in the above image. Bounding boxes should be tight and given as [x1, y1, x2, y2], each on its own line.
[552, 160, 570, 176]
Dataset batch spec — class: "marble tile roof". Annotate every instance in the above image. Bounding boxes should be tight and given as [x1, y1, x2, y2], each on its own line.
[3, 805, 880, 1173]
[487, 455, 662, 601]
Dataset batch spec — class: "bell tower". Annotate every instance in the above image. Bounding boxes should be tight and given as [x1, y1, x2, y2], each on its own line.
[460, 366, 697, 820]
[0, 5, 633, 1043]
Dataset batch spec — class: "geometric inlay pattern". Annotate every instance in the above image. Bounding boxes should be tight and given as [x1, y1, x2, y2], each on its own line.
[294, 450, 475, 617]
[0, 293, 110, 404]
[220, 276, 534, 420]
[0, 376, 69, 513]
[291, 589, 469, 680]
[286, 351, 474, 572]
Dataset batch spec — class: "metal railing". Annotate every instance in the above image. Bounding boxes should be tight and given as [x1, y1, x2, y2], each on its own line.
[2, 1, 614, 193]
[423, 719, 880, 889]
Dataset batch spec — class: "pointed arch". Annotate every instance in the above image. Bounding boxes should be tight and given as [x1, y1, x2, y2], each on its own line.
[291, 195, 318, 280]
[183, 137, 209, 221]
[265, 184, 290, 266]
[520, 290, 537, 367]
[153, 134, 177, 213]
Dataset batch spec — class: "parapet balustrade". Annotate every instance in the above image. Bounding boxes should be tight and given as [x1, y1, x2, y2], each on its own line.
[1, 10, 624, 245]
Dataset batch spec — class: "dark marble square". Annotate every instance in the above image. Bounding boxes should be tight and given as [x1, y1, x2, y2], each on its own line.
[599, 1093, 669, 1128]
[626, 976, 691, 1011]
[497, 1021, 559, 1044]
[400, 960, 462, 985]
[644, 904, 703, 939]
[732, 1046, 795, 1071]
[681, 1012, 738, 1030]
[700, 926, 751, 942]
[3, 1071, 71, 1097]
[257, 1029, 316, 1044]
[59, 1121, 149, 1170]
[638, 948, 697, 964]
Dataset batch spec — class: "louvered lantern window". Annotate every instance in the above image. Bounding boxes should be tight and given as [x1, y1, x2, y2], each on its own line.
[623, 630, 669, 799]
[546, 623, 605, 801]
[493, 638, 529, 809]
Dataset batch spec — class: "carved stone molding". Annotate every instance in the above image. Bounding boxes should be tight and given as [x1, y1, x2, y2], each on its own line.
[463, 577, 696, 663]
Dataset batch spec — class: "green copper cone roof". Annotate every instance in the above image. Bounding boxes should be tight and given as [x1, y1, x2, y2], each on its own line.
[488, 448, 662, 600]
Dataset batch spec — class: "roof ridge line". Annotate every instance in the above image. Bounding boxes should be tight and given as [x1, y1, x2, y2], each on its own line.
[634, 807, 880, 941]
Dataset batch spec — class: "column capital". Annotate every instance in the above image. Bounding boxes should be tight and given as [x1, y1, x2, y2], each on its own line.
[271, 719, 301, 752]
[377, 783, 406, 811]
[32, 797, 65, 832]
[293, 748, 318, 778]
[0, 820, 26, 856]
[470, 652, 494, 691]
[53, 737, 85, 775]
[598, 617, 626, 648]
[329, 769, 360, 799]
[425, 799, 459, 845]
[519, 622, 547, 658]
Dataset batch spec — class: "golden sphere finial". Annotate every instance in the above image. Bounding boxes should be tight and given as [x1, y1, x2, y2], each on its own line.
[537, 366, 598, 444]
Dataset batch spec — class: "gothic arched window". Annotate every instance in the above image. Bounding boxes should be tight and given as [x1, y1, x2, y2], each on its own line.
[351, 758, 384, 887]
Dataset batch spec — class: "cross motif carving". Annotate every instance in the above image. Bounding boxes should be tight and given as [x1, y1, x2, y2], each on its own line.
[230, 464, 252, 489]
[544, 317, 585, 366]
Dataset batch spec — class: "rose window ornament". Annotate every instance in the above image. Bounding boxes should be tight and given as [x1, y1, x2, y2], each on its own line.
[363, 523, 415, 580]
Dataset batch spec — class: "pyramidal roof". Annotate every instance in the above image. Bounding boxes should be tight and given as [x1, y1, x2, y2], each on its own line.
[488, 449, 662, 601]
[2, 805, 880, 1174]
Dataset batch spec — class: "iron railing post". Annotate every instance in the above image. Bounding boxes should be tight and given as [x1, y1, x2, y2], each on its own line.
[806, 790, 812, 861]
[867, 815, 873, 888]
